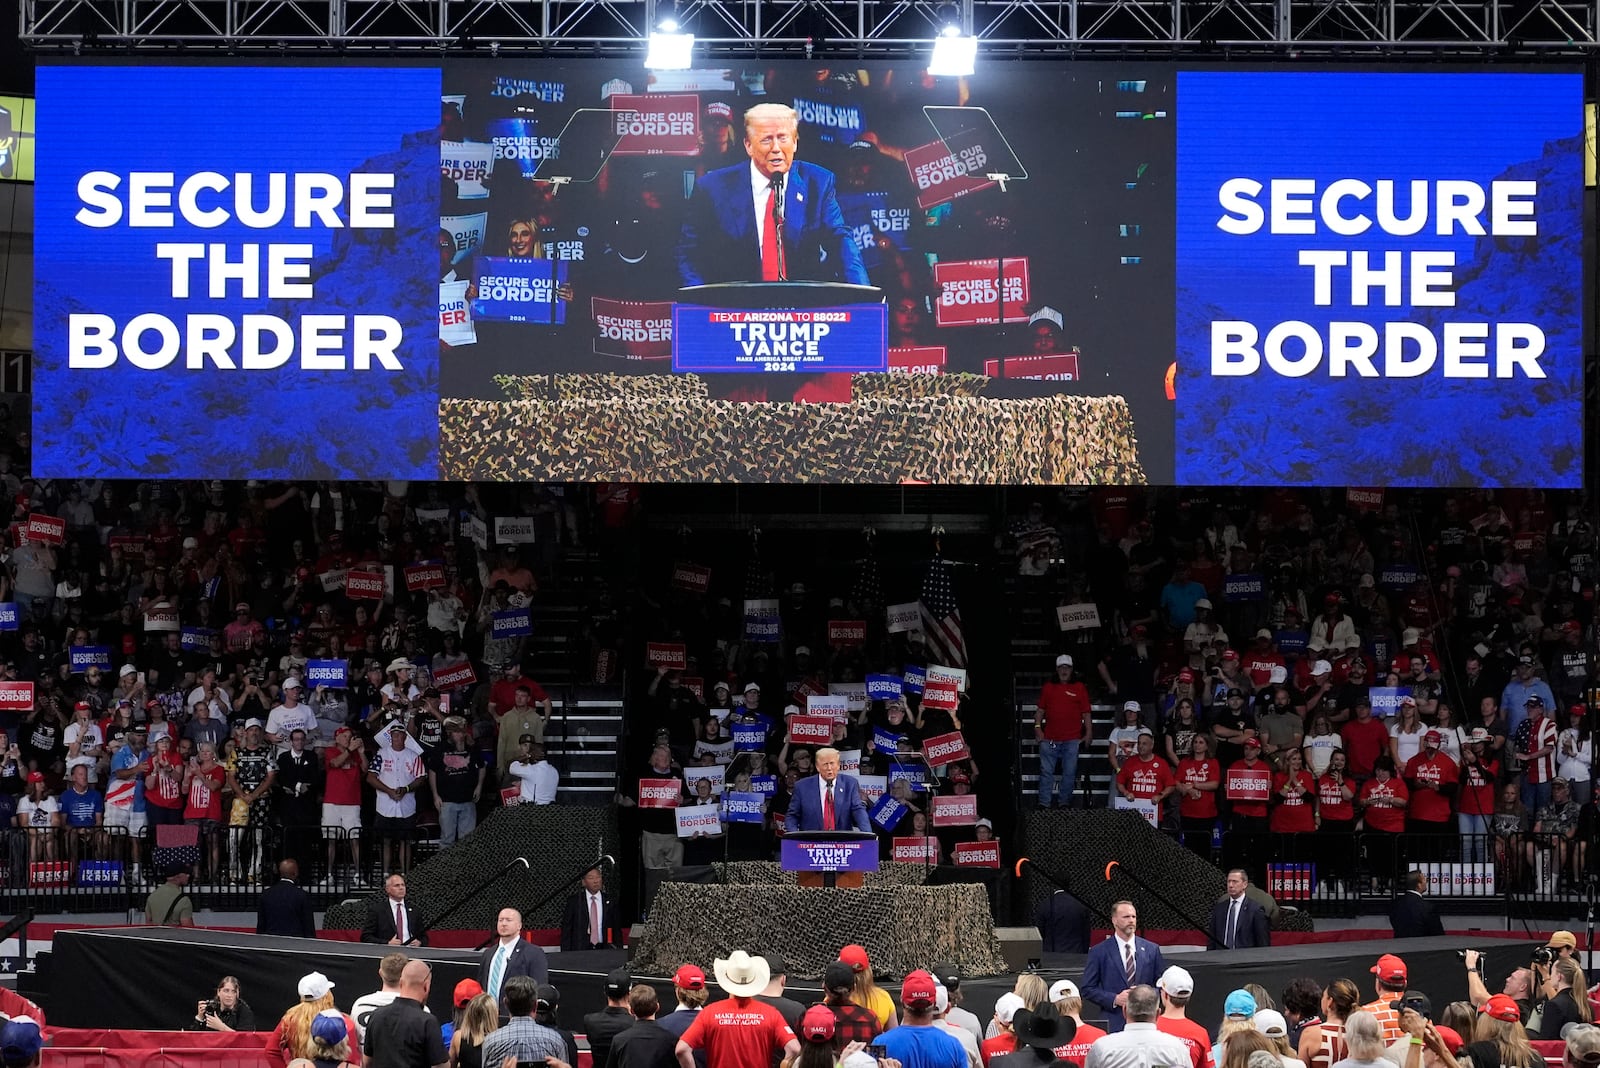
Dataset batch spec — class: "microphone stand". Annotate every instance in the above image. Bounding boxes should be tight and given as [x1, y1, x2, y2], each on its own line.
[1102, 859, 1215, 946]
[773, 172, 788, 281]
[1015, 858, 1115, 929]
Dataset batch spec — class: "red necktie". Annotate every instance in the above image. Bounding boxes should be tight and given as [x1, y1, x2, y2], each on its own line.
[823, 782, 836, 830]
[395, 901, 406, 943]
[761, 184, 781, 281]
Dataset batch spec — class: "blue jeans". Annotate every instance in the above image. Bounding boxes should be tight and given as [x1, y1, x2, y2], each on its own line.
[1521, 778, 1552, 813]
[1038, 740, 1080, 807]
[438, 800, 478, 847]
[1458, 812, 1488, 863]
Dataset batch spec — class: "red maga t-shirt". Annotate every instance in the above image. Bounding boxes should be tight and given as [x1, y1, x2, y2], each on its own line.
[1360, 777, 1409, 833]
[1176, 758, 1219, 820]
[1037, 681, 1092, 742]
[681, 997, 796, 1068]
[1404, 752, 1458, 824]
[1157, 1015, 1212, 1068]
[1269, 770, 1316, 833]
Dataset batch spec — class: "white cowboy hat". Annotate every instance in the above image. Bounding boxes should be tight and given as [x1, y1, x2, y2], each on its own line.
[713, 950, 771, 997]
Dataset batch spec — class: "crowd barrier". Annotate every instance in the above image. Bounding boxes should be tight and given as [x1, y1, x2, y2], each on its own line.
[40, 1029, 273, 1068]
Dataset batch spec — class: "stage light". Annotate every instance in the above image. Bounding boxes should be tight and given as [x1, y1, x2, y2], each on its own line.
[645, 19, 695, 70]
[927, 25, 977, 77]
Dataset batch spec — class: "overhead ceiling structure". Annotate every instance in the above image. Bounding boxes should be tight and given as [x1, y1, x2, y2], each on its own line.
[17, 0, 1600, 55]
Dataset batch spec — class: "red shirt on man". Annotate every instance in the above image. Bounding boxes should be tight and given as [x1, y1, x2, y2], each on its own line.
[1404, 750, 1459, 824]
[1117, 755, 1175, 801]
[1037, 681, 1091, 742]
[681, 997, 796, 1068]
[1458, 758, 1499, 817]
[1157, 1015, 1212, 1068]
[323, 747, 363, 806]
[1340, 716, 1391, 777]
[1224, 758, 1271, 818]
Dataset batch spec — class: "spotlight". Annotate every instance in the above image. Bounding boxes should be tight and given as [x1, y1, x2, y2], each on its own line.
[927, 24, 976, 77]
[645, 19, 695, 69]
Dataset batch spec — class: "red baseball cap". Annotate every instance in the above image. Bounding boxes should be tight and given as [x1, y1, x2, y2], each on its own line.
[1177, 669, 1196, 683]
[1424, 730, 1442, 744]
[800, 1005, 836, 1043]
[673, 964, 706, 990]
[1434, 1027, 1464, 1054]
[900, 970, 938, 1008]
[1221, 649, 1240, 662]
[453, 979, 483, 1007]
[1371, 954, 1407, 984]
[1480, 995, 1520, 1022]
[839, 945, 870, 972]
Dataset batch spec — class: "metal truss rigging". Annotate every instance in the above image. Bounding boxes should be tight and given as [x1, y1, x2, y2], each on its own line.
[20, 0, 1600, 57]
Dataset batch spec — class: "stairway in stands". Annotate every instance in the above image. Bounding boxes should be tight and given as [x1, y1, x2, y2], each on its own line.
[1004, 570, 1117, 805]
[534, 546, 624, 806]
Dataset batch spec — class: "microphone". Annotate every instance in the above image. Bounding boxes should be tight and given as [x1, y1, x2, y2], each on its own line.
[770, 171, 785, 221]
[600, 854, 616, 868]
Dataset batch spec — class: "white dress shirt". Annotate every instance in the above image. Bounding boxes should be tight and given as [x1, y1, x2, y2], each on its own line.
[749, 162, 781, 258]
[1084, 1022, 1192, 1068]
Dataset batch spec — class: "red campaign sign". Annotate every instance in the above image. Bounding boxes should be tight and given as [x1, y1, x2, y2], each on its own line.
[1225, 767, 1272, 802]
[982, 353, 1081, 382]
[891, 836, 940, 863]
[827, 620, 866, 646]
[933, 259, 1030, 327]
[592, 298, 674, 361]
[671, 563, 712, 594]
[1512, 531, 1539, 553]
[501, 786, 523, 806]
[888, 346, 947, 374]
[404, 564, 446, 591]
[610, 94, 700, 156]
[922, 730, 970, 767]
[24, 514, 66, 546]
[432, 662, 478, 690]
[953, 840, 1001, 868]
[903, 137, 998, 210]
[638, 778, 683, 809]
[931, 792, 979, 827]
[1346, 487, 1384, 512]
[0, 682, 33, 710]
[646, 642, 687, 671]
[345, 570, 384, 600]
[787, 715, 835, 745]
[921, 680, 960, 712]
[108, 533, 148, 551]
[680, 676, 704, 701]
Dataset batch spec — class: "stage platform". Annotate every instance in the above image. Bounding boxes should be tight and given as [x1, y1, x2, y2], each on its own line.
[29, 928, 1535, 1034]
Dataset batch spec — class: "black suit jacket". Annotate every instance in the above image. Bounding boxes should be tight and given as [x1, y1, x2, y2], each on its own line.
[1209, 895, 1270, 949]
[1389, 892, 1445, 938]
[1035, 891, 1091, 954]
[360, 896, 427, 945]
[560, 891, 620, 951]
[477, 937, 550, 993]
[257, 879, 316, 938]
[607, 1020, 681, 1068]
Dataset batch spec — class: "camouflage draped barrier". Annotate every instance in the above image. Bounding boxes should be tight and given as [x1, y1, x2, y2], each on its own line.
[709, 860, 934, 888]
[322, 804, 618, 933]
[440, 373, 1146, 484]
[632, 878, 1009, 980]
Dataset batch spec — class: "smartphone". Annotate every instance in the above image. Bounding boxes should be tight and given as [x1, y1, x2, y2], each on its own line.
[866, 1046, 888, 1060]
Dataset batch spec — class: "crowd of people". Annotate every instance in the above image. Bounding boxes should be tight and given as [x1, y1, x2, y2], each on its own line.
[0, 475, 589, 887]
[1019, 488, 1597, 894]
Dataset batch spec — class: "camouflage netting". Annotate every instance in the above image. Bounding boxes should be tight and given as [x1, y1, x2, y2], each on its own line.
[440, 374, 1145, 483]
[633, 881, 1009, 980]
[1020, 810, 1314, 934]
[710, 860, 932, 888]
[322, 804, 618, 932]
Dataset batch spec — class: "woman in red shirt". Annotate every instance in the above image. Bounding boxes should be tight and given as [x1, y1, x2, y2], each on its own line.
[1358, 755, 1409, 892]
[1315, 748, 1358, 892]
[183, 744, 228, 882]
[1457, 741, 1499, 864]
[1269, 748, 1316, 835]
[142, 734, 187, 826]
[1175, 734, 1221, 858]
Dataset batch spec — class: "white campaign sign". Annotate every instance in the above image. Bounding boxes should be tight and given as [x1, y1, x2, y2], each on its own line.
[1057, 603, 1101, 632]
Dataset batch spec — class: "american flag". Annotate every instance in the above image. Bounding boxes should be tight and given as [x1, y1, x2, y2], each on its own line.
[918, 553, 967, 668]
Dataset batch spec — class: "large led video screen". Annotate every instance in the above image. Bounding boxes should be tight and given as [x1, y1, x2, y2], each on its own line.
[32, 62, 1584, 486]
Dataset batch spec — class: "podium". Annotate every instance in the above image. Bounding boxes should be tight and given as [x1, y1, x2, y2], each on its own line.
[780, 831, 879, 889]
[672, 282, 888, 376]
[678, 281, 884, 309]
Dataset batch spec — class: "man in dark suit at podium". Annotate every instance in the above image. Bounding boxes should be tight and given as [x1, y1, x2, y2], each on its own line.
[1081, 901, 1166, 1033]
[675, 103, 868, 288]
[559, 867, 618, 951]
[786, 747, 871, 832]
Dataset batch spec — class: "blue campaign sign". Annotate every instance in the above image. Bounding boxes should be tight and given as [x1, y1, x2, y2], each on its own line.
[902, 666, 926, 695]
[889, 762, 928, 790]
[1379, 564, 1422, 589]
[486, 116, 560, 180]
[872, 726, 905, 754]
[1275, 630, 1308, 654]
[839, 191, 915, 270]
[870, 793, 908, 831]
[743, 599, 780, 643]
[472, 257, 569, 324]
[866, 674, 904, 701]
[672, 305, 888, 374]
[732, 724, 766, 752]
[1369, 686, 1413, 716]
[77, 860, 125, 887]
[180, 626, 215, 651]
[750, 774, 777, 797]
[1175, 71, 1584, 489]
[1224, 574, 1265, 602]
[69, 646, 112, 671]
[0, 604, 18, 632]
[32, 65, 442, 481]
[491, 608, 533, 639]
[723, 791, 766, 824]
[305, 659, 348, 688]
[780, 836, 880, 873]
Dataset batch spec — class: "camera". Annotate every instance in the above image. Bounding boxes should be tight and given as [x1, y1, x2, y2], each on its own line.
[1532, 945, 1558, 967]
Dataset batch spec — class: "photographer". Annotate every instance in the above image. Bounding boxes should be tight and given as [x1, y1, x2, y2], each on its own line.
[1463, 952, 1534, 1023]
[190, 975, 255, 1032]
[1532, 959, 1593, 1041]
[1529, 933, 1582, 1025]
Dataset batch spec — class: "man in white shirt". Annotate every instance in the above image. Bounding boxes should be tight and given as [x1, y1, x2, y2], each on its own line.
[185, 668, 232, 717]
[1084, 986, 1191, 1068]
[934, 984, 983, 1068]
[508, 738, 559, 805]
[366, 725, 426, 874]
[350, 952, 409, 1043]
[264, 679, 318, 755]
